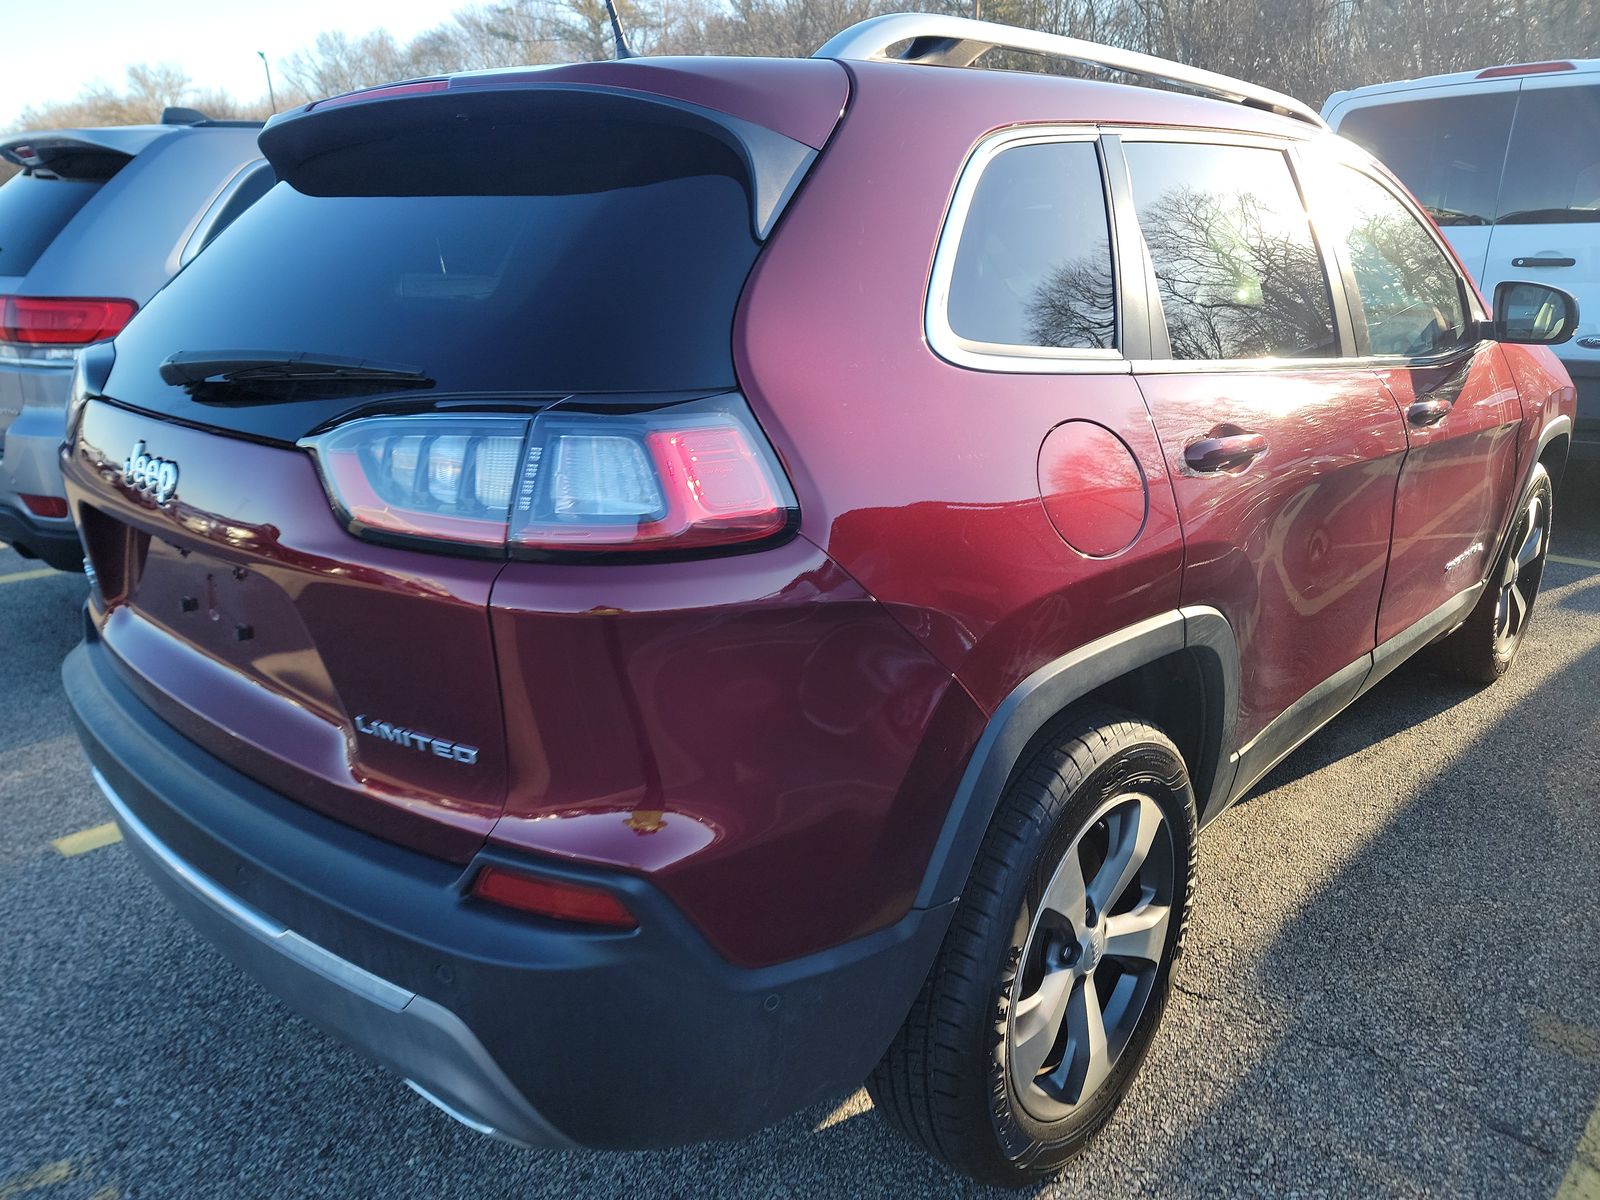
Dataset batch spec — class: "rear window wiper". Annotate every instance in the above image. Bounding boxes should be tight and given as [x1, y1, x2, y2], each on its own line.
[159, 350, 434, 389]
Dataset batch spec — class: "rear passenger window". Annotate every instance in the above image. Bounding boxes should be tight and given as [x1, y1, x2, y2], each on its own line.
[946, 140, 1116, 351]
[1498, 83, 1600, 224]
[1123, 142, 1337, 361]
[1325, 168, 1468, 358]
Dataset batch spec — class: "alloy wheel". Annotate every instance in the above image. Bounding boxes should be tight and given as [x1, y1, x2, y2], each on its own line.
[1493, 490, 1549, 658]
[1006, 791, 1176, 1122]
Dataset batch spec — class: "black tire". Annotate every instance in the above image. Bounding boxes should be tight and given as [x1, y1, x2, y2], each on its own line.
[867, 707, 1197, 1186]
[1428, 464, 1553, 685]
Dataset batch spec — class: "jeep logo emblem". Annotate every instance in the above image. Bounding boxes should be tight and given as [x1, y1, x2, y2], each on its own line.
[123, 440, 179, 505]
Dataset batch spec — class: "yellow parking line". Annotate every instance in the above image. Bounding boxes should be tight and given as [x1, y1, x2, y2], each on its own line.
[1550, 554, 1600, 572]
[1558, 1100, 1600, 1199]
[0, 568, 57, 585]
[0, 1161, 73, 1199]
[51, 822, 122, 857]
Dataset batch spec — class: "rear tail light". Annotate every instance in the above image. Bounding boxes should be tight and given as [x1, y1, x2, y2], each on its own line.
[0, 296, 137, 346]
[302, 394, 797, 559]
[469, 864, 636, 929]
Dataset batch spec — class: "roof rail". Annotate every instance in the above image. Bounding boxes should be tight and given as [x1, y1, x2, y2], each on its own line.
[814, 13, 1327, 129]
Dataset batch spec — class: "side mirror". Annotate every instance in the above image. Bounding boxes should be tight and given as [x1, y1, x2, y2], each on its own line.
[1492, 280, 1579, 346]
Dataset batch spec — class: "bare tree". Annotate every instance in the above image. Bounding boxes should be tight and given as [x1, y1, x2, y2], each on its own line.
[9, 0, 1600, 151]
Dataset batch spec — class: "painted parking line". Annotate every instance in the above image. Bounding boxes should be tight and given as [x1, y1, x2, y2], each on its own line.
[51, 822, 122, 857]
[1557, 1100, 1600, 1200]
[0, 1161, 73, 1199]
[0, 568, 58, 586]
[1550, 554, 1600, 572]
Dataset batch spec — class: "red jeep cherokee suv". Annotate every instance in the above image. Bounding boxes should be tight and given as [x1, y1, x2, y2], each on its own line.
[61, 14, 1577, 1184]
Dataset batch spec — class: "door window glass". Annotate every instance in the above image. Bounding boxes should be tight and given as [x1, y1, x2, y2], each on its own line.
[946, 140, 1116, 350]
[1324, 167, 1469, 357]
[1123, 141, 1337, 360]
[1497, 83, 1600, 224]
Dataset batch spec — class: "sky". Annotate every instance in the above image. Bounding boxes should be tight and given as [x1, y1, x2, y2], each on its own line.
[1, 0, 456, 126]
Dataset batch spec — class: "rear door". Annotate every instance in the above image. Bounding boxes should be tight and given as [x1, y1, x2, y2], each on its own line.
[1116, 135, 1408, 783]
[1480, 74, 1600, 302]
[1481, 74, 1600, 427]
[1307, 154, 1522, 644]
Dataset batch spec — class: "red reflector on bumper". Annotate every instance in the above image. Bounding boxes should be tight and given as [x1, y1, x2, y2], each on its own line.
[470, 865, 636, 929]
[20, 494, 69, 519]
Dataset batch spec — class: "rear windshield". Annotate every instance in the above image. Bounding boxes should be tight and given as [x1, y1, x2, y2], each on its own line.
[0, 172, 105, 276]
[107, 115, 764, 440]
[1338, 81, 1600, 226]
[1336, 91, 1515, 226]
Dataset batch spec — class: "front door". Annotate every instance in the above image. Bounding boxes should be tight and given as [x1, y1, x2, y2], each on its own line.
[1310, 159, 1524, 644]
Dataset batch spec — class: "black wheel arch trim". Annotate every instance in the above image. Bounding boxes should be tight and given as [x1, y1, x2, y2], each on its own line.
[1485, 415, 1570, 587]
[1534, 413, 1573, 486]
[914, 606, 1239, 909]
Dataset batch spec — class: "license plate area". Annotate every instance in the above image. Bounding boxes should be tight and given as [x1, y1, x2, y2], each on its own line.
[79, 503, 150, 606]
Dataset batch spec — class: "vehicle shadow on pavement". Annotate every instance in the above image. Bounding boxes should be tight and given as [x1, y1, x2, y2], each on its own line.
[1082, 578, 1600, 1197]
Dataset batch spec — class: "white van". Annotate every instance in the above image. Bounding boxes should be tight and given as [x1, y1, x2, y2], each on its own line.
[1325, 61, 1600, 464]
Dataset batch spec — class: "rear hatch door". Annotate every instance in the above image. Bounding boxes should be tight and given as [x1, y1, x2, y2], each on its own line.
[0, 131, 148, 429]
[70, 65, 846, 861]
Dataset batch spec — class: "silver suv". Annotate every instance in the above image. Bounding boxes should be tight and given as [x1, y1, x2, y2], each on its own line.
[0, 111, 269, 568]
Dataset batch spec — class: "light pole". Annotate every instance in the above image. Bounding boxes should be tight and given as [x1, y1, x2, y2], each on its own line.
[257, 50, 277, 113]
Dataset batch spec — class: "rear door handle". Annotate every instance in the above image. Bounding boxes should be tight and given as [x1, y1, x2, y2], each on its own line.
[1407, 399, 1451, 427]
[1511, 256, 1576, 268]
[1183, 430, 1268, 473]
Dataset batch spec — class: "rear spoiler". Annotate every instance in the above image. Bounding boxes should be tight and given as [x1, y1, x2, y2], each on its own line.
[257, 81, 818, 240]
[2, 121, 262, 175]
[0, 127, 169, 177]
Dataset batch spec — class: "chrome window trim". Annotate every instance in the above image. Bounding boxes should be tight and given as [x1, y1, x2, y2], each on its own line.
[1129, 354, 1370, 376]
[1126, 340, 1496, 376]
[1109, 125, 1308, 149]
[926, 126, 1129, 375]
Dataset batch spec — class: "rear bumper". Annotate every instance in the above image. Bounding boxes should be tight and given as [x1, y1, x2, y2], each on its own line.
[90, 760, 571, 1148]
[0, 495, 80, 570]
[63, 632, 951, 1150]
[0, 368, 78, 567]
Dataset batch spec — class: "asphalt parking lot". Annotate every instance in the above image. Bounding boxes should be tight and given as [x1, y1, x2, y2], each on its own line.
[3, 479, 1598, 1200]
